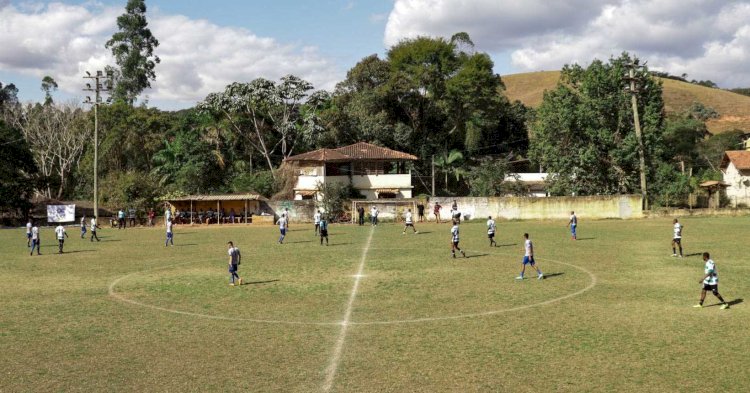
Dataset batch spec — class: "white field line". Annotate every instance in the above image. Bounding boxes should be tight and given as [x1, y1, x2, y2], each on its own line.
[322, 226, 375, 392]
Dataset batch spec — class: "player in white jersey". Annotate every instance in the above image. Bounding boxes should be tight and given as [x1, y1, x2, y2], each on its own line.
[277, 214, 288, 244]
[693, 252, 729, 309]
[313, 210, 321, 235]
[26, 219, 32, 247]
[567, 211, 577, 240]
[227, 241, 242, 286]
[671, 219, 683, 257]
[55, 224, 69, 253]
[80, 215, 87, 238]
[516, 233, 543, 280]
[450, 220, 466, 258]
[487, 216, 497, 247]
[402, 209, 418, 234]
[29, 223, 41, 256]
[90, 217, 100, 242]
[165, 219, 174, 246]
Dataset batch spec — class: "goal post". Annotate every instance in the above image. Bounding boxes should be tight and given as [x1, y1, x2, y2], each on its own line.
[350, 199, 418, 224]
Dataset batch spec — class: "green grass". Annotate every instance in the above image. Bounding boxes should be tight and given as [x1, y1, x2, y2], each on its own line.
[1, 217, 748, 392]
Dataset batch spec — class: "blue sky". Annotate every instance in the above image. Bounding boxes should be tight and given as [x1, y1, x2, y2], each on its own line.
[1, 1, 749, 109]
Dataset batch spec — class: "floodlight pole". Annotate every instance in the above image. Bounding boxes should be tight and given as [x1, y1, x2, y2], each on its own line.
[83, 71, 113, 220]
[626, 63, 649, 210]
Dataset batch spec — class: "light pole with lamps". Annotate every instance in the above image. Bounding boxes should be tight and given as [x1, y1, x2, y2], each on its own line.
[83, 70, 113, 221]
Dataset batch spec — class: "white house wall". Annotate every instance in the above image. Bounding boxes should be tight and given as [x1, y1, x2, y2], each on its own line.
[723, 162, 750, 206]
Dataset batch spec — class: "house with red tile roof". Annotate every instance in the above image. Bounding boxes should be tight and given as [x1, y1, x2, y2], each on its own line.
[720, 150, 750, 206]
[284, 142, 418, 200]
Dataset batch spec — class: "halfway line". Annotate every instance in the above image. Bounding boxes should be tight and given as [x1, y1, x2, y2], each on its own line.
[322, 226, 374, 392]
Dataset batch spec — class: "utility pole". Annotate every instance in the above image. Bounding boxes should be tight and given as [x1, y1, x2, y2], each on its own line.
[431, 155, 436, 196]
[83, 70, 113, 221]
[625, 60, 649, 210]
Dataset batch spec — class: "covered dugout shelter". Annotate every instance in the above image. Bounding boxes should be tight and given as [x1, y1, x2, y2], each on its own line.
[165, 193, 266, 224]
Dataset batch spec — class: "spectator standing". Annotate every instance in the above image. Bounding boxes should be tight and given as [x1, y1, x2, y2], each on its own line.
[433, 202, 442, 223]
[417, 202, 425, 222]
[128, 207, 136, 227]
[117, 209, 125, 229]
[148, 209, 155, 227]
[370, 206, 379, 226]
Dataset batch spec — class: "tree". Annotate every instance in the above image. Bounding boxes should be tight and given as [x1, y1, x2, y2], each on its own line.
[198, 75, 323, 179]
[105, 0, 160, 104]
[41, 76, 58, 105]
[0, 82, 19, 111]
[529, 53, 665, 196]
[0, 119, 37, 215]
[467, 157, 513, 197]
[6, 102, 91, 199]
[433, 149, 468, 193]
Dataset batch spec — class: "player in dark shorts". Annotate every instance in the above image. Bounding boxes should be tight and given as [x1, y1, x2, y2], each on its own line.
[319, 215, 329, 246]
[694, 252, 729, 309]
[417, 203, 425, 222]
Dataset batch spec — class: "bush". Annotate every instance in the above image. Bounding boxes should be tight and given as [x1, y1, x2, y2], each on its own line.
[316, 181, 349, 222]
[231, 170, 275, 198]
[100, 171, 160, 212]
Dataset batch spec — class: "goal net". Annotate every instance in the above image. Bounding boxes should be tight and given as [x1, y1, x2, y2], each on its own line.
[350, 199, 418, 223]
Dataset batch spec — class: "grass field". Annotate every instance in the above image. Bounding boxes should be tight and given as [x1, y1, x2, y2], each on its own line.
[1, 217, 748, 392]
[503, 71, 750, 134]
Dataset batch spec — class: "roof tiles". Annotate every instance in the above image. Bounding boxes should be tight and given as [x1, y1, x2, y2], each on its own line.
[721, 150, 750, 170]
[285, 142, 417, 162]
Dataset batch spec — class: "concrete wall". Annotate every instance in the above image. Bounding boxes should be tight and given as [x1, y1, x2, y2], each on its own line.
[425, 195, 643, 221]
[263, 200, 318, 223]
[295, 174, 413, 199]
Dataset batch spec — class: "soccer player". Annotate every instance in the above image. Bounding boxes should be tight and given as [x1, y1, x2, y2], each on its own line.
[25, 219, 32, 247]
[55, 223, 69, 253]
[277, 213, 288, 244]
[165, 218, 174, 246]
[227, 241, 242, 286]
[90, 217, 100, 242]
[30, 223, 41, 256]
[433, 202, 442, 223]
[672, 219, 683, 257]
[568, 211, 577, 240]
[80, 215, 87, 238]
[487, 216, 497, 247]
[516, 233, 543, 280]
[694, 252, 729, 309]
[319, 215, 329, 245]
[450, 220, 466, 258]
[402, 208, 418, 234]
[314, 210, 321, 235]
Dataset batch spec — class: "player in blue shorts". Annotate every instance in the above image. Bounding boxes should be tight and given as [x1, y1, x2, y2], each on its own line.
[319, 215, 329, 245]
[567, 211, 577, 240]
[25, 219, 32, 247]
[165, 218, 174, 246]
[80, 215, 87, 238]
[227, 241, 242, 286]
[516, 233, 543, 280]
[276, 213, 288, 244]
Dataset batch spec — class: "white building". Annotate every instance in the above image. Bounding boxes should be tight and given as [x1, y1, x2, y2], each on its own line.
[284, 142, 418, 200]
[720, 150, 750, 207]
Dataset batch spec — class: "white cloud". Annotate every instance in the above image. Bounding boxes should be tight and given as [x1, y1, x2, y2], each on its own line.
[384, 0, 750, 88]
[0, 2, 342, 107]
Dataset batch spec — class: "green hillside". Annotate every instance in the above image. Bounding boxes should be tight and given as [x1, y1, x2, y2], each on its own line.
[503, 71, 750, 134]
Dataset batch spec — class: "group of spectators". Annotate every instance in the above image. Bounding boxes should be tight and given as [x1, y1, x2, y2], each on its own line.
[171, 207, 249, 225]
[354, 199, 462, 225]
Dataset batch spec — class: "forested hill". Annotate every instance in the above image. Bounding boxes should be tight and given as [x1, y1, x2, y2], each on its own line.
[503, 71, 750, 134]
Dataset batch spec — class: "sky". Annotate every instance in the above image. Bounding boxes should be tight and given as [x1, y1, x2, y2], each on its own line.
[1, 0, 749, 110]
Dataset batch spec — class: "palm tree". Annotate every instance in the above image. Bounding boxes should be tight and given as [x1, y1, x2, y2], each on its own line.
[434, 149, 468, 192]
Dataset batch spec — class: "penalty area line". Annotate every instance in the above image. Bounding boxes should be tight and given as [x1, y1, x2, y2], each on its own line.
[322, 226, 374, 392]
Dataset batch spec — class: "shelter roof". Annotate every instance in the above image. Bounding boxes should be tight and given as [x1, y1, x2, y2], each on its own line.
[166, 193, 266, 202]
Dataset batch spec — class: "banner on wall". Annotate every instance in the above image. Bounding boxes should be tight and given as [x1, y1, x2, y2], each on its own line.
[47, 205, 76, 223]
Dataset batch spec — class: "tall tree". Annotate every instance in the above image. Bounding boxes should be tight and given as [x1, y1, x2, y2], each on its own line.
[0, 119, 37, 215]
[0, 82, 19, 111]
[529, 53, 665, 196]
[198, 75, 323, 179]
[105, 0, 160, 104]
[40, 76, 58, 105]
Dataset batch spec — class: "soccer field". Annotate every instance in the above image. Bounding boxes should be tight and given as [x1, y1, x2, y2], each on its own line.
[1, 217, 748, 392]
